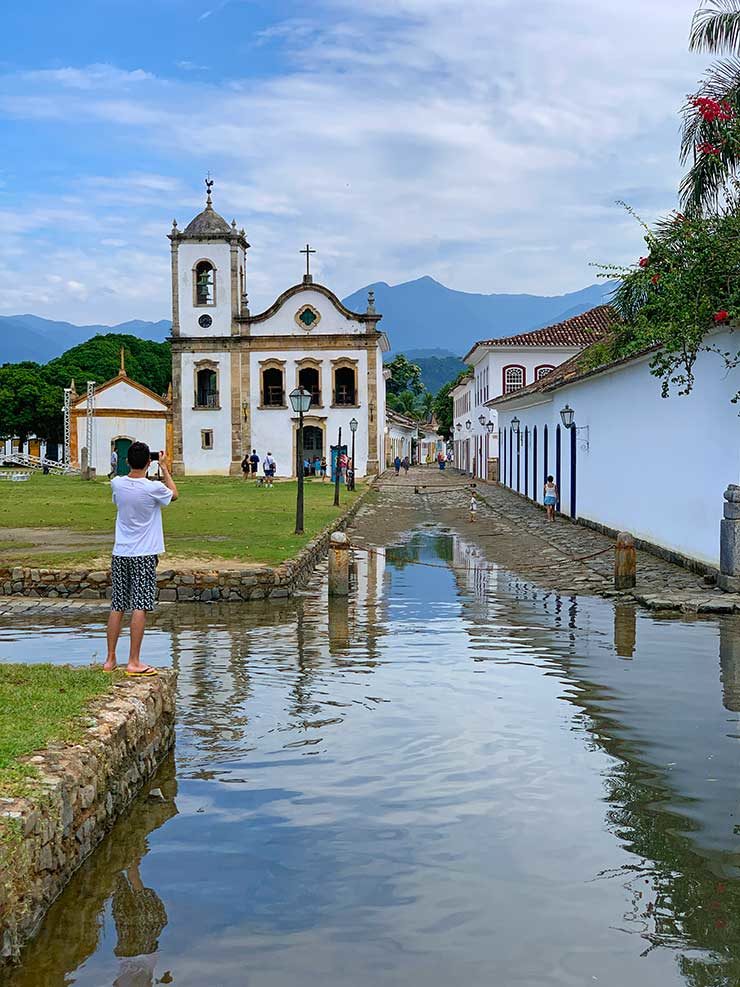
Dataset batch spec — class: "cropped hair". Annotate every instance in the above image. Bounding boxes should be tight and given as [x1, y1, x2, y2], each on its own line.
[127, 441, 151, 470]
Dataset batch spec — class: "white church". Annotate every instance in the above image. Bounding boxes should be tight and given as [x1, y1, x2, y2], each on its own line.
[167, 180, 389, 477]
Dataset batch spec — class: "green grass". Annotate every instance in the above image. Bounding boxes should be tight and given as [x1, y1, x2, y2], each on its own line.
[0, 664, 118, 799]
[0, 474, 364, 566]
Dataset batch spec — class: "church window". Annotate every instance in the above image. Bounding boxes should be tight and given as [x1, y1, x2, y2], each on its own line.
[295, 304, 321, 330]
[262, 366, 285, 407]
[535, 365, 555, 380]
[201, 429, 214, 450]
[298, 365, 321, 406]
[195, 367, 219, 408]
[194, 261, 216, 306]
[333, 365, 357, 406]
[503, 365, 525, 394]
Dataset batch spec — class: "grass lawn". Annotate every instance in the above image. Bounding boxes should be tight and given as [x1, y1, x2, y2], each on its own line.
[0, 474, 365, 567]
[0, 664, 118, 800]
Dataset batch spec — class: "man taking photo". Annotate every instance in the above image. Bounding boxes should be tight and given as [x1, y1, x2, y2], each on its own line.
[103, 442, 178, 676]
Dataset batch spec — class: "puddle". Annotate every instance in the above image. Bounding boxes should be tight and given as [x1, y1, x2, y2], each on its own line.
[3, 529, 740, 986]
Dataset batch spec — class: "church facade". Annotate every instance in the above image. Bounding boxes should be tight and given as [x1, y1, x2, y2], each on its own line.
[168, 183, 389, 477]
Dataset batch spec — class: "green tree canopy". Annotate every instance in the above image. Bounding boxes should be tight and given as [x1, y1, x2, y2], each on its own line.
[0, 363, 64, 442]
[385, 354, 424, 396]
[44, 334, 171, 396]
[433, 369, 471, 439]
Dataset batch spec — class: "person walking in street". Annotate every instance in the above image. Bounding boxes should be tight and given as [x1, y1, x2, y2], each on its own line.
[249, 449, 260, 479]
[544, 475, 558, 522]
[338, 451, 348, 483]
[104, 442, 178, 676]
[109, 447, 118, 479]
[402, 455, 410, 475]
[346, 457, 355, 491]
[469, 489, 478, 523]
[240, 451, 250, 480]
[394, 455, 401, 476]
[263, 451, 276, 487]
[320, 456, 328, 481]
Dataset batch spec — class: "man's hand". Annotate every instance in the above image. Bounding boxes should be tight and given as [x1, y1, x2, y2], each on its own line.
[158, 451, 170, 472]
[157, 452, 178, 501]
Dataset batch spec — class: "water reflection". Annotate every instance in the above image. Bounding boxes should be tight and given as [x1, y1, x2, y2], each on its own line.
[3, 531, 740, 986]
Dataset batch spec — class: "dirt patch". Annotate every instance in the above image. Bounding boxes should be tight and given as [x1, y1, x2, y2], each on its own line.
[0, 527, 111, 557]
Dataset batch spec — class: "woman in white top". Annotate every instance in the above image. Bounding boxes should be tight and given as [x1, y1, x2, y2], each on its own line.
[543, 475, 558, 522]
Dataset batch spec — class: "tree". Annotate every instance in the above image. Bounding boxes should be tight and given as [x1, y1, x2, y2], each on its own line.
[44, 334, 171, 396]
[387, 389, 422, 419]
[419, 390, 435, 422]
[0, 363, 64, 443]
[596, 206, 740, 400]
[385, 354, 424, 397]
[680, 2, 740, 214]
[433, 369, 471, 439]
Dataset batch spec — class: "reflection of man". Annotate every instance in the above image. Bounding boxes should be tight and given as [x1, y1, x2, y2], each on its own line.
[112, 860, 168, 987]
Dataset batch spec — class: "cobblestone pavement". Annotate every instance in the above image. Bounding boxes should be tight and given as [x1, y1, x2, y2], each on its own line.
[353, 468, 740, 614]
[3, 467, 738, 616]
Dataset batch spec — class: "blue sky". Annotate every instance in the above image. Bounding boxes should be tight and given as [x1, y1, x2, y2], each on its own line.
[0, 0, 706, 323]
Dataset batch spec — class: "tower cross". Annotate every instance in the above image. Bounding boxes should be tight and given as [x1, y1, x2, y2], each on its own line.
[300, 243, 316, 278]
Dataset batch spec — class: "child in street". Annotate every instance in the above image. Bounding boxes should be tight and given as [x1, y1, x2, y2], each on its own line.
[469, 489, 477, 523]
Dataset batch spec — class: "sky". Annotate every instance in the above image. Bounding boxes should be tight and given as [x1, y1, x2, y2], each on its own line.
[0, 0, 708, 324]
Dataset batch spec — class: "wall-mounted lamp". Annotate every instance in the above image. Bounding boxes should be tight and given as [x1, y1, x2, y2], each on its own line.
[478, 414, 486, 426]
[511, 416, 520, 435]
[456, 423, 462, 432]
[559, 404, 589, 450]
[486, 421, 494, 434]
[242, 401, 249, 422]
[465, 420, 471, 430]
[559, 404, 575, 429]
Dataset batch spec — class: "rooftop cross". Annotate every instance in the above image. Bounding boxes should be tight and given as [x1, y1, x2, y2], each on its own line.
[300, 243, 316, 279]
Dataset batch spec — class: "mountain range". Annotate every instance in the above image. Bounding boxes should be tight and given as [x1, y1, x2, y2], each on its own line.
[0, 277, 616, 366]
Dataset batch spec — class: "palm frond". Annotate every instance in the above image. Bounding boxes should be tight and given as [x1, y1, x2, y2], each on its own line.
[690, 0, 740, 53]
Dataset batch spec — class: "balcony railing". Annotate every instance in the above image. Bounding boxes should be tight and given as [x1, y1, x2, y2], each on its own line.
[194, 391, 219, 408]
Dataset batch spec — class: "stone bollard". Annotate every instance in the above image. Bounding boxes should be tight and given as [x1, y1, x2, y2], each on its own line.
[614, 531, 636, 590]
[328, 531, 350, 597]
[719, 485, 740, 592]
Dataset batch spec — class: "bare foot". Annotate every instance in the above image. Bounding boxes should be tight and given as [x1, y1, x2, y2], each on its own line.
[103, 659, 117, 671]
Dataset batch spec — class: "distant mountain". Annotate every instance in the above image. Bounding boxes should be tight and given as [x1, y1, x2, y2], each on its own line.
[0, 315, 171, 364]
[411, 355, 467, 393]
[343, 276, 616, 356]
[0, 277, 616, 366]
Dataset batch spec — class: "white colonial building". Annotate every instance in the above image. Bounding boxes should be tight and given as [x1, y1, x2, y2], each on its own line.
[451, 306, 616, 478]
[169, 182, 389, 477]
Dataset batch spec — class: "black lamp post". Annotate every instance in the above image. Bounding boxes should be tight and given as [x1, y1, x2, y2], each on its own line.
[333, 425, 342, 507]
[289, 385, 312, 534]
[349, 417, 358, 491]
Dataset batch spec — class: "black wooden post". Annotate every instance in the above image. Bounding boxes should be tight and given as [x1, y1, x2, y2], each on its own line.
[295, 405, 305, 534]
[333, 426, 342, 507]
[555, 425, 561, 513]
[570, 422, 577, 518]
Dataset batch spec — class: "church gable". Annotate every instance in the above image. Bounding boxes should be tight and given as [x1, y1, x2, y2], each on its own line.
[74, 377, 168, 413]
[248, 283, 373, 338]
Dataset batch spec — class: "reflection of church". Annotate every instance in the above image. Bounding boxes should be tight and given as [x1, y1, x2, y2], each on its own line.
[170, 180, 390, 476]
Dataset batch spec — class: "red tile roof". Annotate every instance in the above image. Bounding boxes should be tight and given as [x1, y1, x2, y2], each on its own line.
[470, 304, 618, 352]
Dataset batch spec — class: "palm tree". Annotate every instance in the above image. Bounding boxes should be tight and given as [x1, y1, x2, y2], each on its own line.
[680, 1, 740, 215]
[419, 390, 435, 422]
[394, 390, 421, 419]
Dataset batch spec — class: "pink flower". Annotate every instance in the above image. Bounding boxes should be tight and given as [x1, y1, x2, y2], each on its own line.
[638, 257, 649, 268]
[697, 142, 722, 156]
[714, 310, 730, 323]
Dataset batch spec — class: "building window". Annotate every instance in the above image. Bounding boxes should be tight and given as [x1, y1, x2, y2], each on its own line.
[262, 366, 285, 407]
[535, 365, 555, 380]
[298, 365, 321, 406]
[503, 365, 526, 394]
[194, 366, 219, 408]
[194, 260, 215, 306]
[201, 429, 214, 450]
[333, 364, 357, 405]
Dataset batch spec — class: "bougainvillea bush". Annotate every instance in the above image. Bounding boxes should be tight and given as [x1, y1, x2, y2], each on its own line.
[593, 204, 740, 401]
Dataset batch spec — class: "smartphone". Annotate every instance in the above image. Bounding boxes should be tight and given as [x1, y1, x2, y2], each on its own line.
[150, 451, 160, 461]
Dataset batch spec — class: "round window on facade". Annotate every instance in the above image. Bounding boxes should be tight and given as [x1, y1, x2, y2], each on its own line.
[198, 314, 213, 329]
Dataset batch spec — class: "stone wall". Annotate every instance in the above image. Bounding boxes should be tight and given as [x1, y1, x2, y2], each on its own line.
[0, 485, 374, 603]
[0, 671, 176, 965]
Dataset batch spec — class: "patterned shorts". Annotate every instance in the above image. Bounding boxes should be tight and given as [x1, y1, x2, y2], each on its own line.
[110, 555, 158, 612]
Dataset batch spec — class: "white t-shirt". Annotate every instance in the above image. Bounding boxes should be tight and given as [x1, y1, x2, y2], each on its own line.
[111, 476, 173, 557]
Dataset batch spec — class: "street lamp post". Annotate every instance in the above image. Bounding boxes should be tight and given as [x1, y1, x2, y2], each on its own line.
[349, 417, 358, 491]
[289, 385, 312, 535]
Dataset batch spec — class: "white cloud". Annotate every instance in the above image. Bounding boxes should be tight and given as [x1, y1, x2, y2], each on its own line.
[0, 0, 708, 325]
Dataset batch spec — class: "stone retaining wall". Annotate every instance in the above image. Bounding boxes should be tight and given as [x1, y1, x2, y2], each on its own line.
[0, 485, 374, 603]
[0, 671, 176, 965]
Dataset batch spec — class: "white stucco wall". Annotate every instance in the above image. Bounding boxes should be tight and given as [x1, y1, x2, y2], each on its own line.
[177, 241, 235, 338]
[76, 416, 166, 475]
[249, 348, 370, 477]
[495, 330, 740, 567]
[254, 288, 366, 336]
[181, 350, 233, 474]
[93, 380, 166, 411]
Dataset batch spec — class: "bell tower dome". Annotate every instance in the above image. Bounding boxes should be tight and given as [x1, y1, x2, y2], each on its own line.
[168, 177, 250, 338]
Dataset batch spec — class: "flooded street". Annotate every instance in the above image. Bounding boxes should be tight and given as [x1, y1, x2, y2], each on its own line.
[4, 502, 740, 986]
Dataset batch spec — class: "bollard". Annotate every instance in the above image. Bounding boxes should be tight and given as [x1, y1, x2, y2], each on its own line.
[328, 531, 350, 597]
[614, 531, 636, 590]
